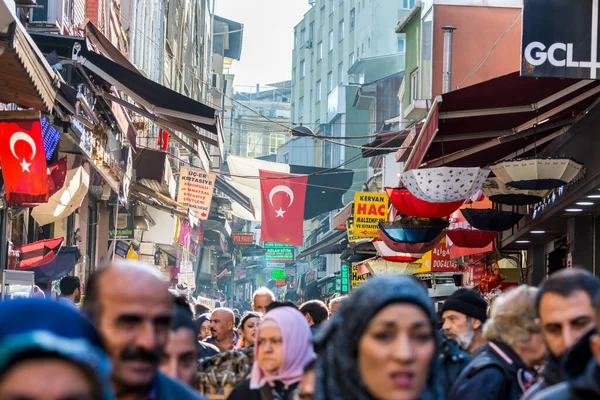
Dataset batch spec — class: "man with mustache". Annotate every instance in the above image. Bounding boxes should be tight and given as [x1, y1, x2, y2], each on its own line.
[83, 260, 204, 400]
[441, 288, 488, 354]
[204, 308, 238, 352]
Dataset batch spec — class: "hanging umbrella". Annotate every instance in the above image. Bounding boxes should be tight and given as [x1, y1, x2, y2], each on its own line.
[385, 187, 465, 218]
[379, 218, 449, 243]
[14, 237, 64, 269]
[490, 157, 583, 190]
[461, 208, 524, 232]
[29, 247, 81, 285]
[31, 166, 90, 226]
[481, 178, 549, 206]
[365, 258, 421, 276]
[400, 167, 490, 203]
[446, 229, 498, 248]
[378, 228, 444, 254]
[372, 238, 424, 262]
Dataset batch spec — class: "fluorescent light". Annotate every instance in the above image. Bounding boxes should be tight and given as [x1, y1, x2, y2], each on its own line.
[516, 240, 530, 244]
[530, 230, 545, 234]
[576, 202, 594, 206]
[588, 195, 600, 199]
[565, 208, 583, 212]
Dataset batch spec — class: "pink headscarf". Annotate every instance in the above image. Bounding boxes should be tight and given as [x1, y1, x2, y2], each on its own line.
[249, 307, 316, 389]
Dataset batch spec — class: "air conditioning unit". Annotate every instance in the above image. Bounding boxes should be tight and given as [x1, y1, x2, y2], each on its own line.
[305, 40, 313, 49]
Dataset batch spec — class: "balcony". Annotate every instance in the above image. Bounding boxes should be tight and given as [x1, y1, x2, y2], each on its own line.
[327, 85, 346, 123]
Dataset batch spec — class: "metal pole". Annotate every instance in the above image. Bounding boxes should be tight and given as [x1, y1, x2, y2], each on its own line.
[442, 26, 456, 94]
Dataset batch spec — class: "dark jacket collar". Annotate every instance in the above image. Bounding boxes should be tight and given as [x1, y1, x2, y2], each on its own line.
[571, 359, 600, 396]
[488, 341, 528, 372]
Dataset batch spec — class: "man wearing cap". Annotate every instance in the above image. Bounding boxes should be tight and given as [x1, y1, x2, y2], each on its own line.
[442, 288, 488, 354]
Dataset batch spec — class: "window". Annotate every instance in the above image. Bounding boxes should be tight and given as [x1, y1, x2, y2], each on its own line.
[300, 60, 305, 77]
[316, 80, 322, 102]
[397, 37, 406, 53]
[327, 72, 333, 92]
[329, 0, 334, 14]
[301, 29, 306, 45]
[292, 67, 296, 81]
[338, 62, 344, 84]
[357, 46, 360, 59]
[309, 22, 315, 40]
[338, 20, 344, 40]
[368, 37, 371, 49]
[349, 52, 355, 65]
[350, 8, 355, 29]
[269, 134, 286, 154]
[320, 6, 325, 25]
[246, 132, 264, 158]
[318, 41, 323, 60]
[294, 31, 298, 48]
[403, 0, 415, 9]
[361, 42, 364, 54]
[299, 97, 304, 116]
[329, 30, 334, 51]
[421, 11, 433, 99]
[410, 70, 418, 102]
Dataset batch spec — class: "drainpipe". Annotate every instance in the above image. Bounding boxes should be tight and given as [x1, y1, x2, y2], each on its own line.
[441, 26, 456, 94]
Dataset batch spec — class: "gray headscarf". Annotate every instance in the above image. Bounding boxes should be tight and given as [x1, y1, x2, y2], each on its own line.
[313, 275, 442, 400]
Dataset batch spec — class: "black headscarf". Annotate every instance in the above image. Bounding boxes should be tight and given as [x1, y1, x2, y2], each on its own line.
[313, 275, 442, 400]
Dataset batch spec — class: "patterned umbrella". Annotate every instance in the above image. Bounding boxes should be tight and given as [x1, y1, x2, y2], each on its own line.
[481, 178, 549, 206]
[446, 229, 498, 248]
[461, 209, 524, 232]
[385, 187, 465, 218]
[490, 157, 582, 190]
[401, 167, 490, 203]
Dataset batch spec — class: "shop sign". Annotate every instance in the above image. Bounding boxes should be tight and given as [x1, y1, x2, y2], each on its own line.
[462, 263, 487, 288]
[114, 240, 130, 258]
[275, 279, 287, 286]
[346, 217, 360, 243]
[305, 269, 316, 283]
[522, 0, 600, 79]
[109, 208, 134, 239]
[352, 263, 369, 288]
[177, 167, 216, 219]
[340, 262, 350, 294]
[232, 232, 254, 245]
[264, 242, 295, 262]
[353, 192, 388, 238]
[431, 240, 459, 273]
[285, 267, 295, 276]
[271, 268, 286, 279]
[266, 262, 286, 269]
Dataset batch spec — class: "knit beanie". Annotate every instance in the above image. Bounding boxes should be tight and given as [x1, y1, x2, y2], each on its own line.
[442, 288, 488, 323]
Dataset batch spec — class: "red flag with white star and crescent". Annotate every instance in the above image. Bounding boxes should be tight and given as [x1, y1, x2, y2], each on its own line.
[0, 118, 49, 204]
[259, 170, 307, 246]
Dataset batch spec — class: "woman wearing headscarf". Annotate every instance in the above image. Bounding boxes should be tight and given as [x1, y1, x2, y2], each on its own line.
[314, 275, 442, 400]
[228, 307, 316, 400]
[196, 313, 211, 341]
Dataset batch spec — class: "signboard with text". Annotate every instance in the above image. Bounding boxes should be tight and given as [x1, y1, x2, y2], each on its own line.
[340, 262, 350, 293]
[232, 232, 254, 245]
[353, 192, 388, 238]
[522, 0, 599, 79]
[177, 167, 216, 219]
[462, 263, 487, 288]
[109, 208, 134, 240]
[352, 263, 369, 288]
[264, 243, 295, 262]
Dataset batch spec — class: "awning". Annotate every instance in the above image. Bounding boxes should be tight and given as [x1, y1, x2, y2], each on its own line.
[31, 165, 90, 226]
[131, 149, 176, 198]
[400, 72, 600, 171]
[361, 130, 410, 158]
[227, 155, 354, 221]
[29, 32, 222, 160]
[214, 175, 254, 216]
[0, 0, 57, 111]
[131, 182, 189, 220]
[317, 274, 335, 286]
[296, 229, 347, 259]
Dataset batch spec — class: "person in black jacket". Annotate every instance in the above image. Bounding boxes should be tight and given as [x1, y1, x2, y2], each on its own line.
[530, 295, 600, 400]
[228, 307, 315, 400]
[522, 269, 600, 400]
[448, 286, 547, 400]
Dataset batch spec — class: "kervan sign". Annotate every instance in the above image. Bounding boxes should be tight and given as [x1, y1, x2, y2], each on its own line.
[522, 0, 600, 79]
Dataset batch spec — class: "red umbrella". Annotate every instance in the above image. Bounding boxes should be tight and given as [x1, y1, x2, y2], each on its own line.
[14, 237, 64, 269]
[385, 187, 464, 218]
[372, 238, 423, 262]
[446, 229, 498, 248]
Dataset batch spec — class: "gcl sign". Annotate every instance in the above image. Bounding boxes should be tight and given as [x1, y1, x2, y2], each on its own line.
[522, 0, 599, 79]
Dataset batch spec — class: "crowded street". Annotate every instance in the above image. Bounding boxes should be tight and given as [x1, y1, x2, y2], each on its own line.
[1, 0, 600, 399]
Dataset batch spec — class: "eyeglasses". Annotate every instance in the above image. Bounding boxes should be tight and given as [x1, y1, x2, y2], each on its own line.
[200, 326, 211, 332]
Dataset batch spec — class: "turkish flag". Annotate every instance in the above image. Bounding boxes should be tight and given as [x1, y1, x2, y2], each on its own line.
[0, 119, 49, 204]
[260, 170, 307, 246]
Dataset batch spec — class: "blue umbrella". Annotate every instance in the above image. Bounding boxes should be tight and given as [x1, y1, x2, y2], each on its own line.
[31, 247, 81, 285]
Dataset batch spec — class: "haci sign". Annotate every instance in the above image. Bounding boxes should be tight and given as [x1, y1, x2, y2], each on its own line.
[353, 192, 388, 238]
[522, 0, 600, 79]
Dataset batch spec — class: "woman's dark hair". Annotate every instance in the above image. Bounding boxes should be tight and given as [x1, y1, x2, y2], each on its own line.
[238, 311, 262, 331]
[299, 300, 329, 325]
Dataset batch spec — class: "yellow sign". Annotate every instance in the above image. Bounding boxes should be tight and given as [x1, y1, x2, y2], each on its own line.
[353, 192, 389, 238]
[352, 263, 369, 288]
[346, 217, 360, 243]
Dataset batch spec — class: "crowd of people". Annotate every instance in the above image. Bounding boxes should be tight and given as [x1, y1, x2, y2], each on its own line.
[1, 260, 600, 400]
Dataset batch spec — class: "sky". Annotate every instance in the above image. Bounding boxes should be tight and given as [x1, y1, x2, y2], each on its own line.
[215, 0, 311, 91]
